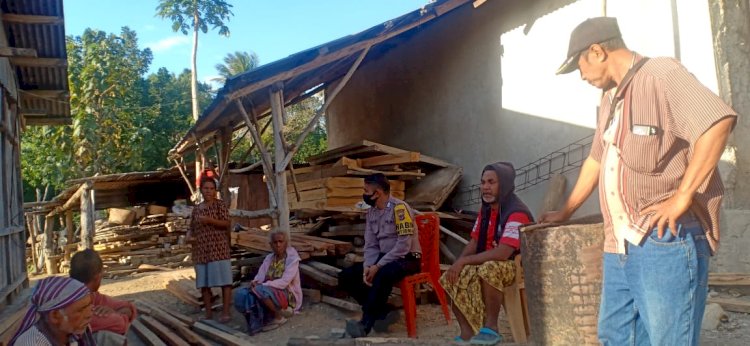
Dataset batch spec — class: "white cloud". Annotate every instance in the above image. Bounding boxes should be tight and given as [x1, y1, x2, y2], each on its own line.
[146, 36, 190, 52]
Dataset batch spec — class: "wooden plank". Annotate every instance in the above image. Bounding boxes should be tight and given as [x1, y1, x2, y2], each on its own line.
[150, 309, 210, 346]
[707, 297, 750, 313]
[327, 223, 366, 234]
[0, 47, 36, 58]
[302, 288, 322, 303]
[131, 319, 167, 346]
[1, 14, 64, 24]
[307, 261, 342, 277]
[166, 282, 202, 307]
[359, 152, 420, 168]
[198, 320, 252, 342]
[293, 234, 352, 255]
[9, 57, 66, 67]
[192, 321, 255, 346]
[300, 263, 339, 286]
[229, 208, 276, 219]
[321, 295, 361, 312]
[405, 166, 462, 211]
[439, 241, 456, 264]
[321, 230, 364, 237]
[709, 273, 750, 287]
[143, 299, 196, 326]
[140, 315, 190, 346]
[287, 188, 327, 201]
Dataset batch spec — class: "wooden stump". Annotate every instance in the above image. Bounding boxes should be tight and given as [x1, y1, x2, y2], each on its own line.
[520, 217, 604, 346]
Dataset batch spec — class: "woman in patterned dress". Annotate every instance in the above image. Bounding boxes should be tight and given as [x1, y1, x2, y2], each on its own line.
[189, 178, 233, 322]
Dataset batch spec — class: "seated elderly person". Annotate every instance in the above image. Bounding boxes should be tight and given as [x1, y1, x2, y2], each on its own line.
[70, 249, 136, 345]
[440, 162, 534, 345]
[10, 276, 95, 346]
[235, 230, 302, 334]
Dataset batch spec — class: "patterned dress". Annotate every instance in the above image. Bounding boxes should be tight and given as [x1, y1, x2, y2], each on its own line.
[190, 199, 231, 264]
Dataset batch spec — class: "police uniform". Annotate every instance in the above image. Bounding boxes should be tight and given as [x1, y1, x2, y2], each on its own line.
[339, 196, 421, 331]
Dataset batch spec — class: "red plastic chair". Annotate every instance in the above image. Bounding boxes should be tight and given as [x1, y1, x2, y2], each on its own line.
[398, 213, 451, 338]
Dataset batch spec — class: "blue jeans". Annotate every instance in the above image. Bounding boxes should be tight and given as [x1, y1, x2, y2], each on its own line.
[598, 216, 710, 346]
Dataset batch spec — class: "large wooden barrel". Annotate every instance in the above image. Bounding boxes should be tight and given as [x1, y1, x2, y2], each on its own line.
[520, 216, 604, 345]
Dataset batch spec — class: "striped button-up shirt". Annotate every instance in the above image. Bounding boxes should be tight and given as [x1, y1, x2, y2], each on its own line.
[590, 56, 737, 254]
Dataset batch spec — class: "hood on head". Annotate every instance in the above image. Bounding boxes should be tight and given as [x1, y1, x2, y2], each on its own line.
[482, 162, 516, 203]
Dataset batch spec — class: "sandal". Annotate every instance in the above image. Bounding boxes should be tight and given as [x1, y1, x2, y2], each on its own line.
[469, 327, 502, 345]
[454, 335, 471, 345]
[261, 317, 287, 332]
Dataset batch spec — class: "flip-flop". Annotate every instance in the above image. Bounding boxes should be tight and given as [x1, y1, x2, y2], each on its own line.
[469, 327, 502, 345]
[261, 317, 287, 332]
[454, 335, 471, 345]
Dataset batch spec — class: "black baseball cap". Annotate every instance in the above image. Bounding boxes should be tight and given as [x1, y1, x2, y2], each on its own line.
[556, 17, 622, 75]
[364, 173, 390, 192]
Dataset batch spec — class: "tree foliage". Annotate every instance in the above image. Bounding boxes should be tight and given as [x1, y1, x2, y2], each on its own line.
[21, 27, 213, 201]
[156, 0, 233, 36]
[156, 0, 233, 122]
[212, 50, 259, 84]
[230, 93, 328, 165]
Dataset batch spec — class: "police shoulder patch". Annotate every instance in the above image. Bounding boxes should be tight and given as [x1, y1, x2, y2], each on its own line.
[394, 204, 415, 236]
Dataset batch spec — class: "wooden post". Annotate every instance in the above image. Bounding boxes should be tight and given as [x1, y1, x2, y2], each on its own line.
[235, 100, 278, 213]
[25, 215, 38, 273]
[79, 181, 94, 250]
[270, 84, 290, 233]
[64, 210, 74, 260]
[43, 215, 58, 274]
[218, 128, 232, 200]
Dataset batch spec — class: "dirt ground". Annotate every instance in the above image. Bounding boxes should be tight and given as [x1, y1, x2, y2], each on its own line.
[92, 268, 749, 345]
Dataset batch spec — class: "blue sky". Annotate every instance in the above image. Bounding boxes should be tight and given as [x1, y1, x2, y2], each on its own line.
[64, 0, 428, 85]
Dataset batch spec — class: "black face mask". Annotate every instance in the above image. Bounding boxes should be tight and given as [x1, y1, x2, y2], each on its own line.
[362, 192, 378, 206]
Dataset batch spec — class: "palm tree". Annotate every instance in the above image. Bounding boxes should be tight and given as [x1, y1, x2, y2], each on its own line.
[212, 50, 260, 84]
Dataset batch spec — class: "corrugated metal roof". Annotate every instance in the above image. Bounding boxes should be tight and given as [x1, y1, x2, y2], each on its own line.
[2, 0, 70, 126]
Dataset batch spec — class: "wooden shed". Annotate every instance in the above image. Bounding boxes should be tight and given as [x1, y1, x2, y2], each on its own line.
[0, 0, 70, 314]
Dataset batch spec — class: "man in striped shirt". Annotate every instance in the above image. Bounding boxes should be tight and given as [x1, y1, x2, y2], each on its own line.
[542, 17, 737, 345]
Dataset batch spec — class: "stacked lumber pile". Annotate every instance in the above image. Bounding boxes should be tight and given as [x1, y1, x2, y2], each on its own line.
[231, 229, 352, 261]
[88, 206, 193, 277]
[289, 176, 405, 211]
[287, 140, 462, 212]
[132, 299, 256, 346]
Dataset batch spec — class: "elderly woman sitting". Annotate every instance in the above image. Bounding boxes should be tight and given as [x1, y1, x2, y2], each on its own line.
[235, 230, 303, 333]
[11, 276, 95, 346]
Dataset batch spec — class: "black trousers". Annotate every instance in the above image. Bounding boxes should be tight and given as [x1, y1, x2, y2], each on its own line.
[338, 254, 420, 326]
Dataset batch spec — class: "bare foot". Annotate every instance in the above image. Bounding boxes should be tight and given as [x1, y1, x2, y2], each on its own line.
[219, 314, 231, 323]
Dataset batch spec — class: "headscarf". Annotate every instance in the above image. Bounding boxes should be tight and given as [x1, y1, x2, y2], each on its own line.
[476, 162, 534, 254]
[10, 276, 94, 345]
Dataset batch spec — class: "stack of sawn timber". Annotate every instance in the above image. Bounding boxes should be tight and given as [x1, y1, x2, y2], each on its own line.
[287, 140, 463, 212]
[91, 206, 193, 277]
[231, 228, 352, 261]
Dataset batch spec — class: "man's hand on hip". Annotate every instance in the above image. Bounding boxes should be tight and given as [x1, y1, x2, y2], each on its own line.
[641, 191, 693, 238]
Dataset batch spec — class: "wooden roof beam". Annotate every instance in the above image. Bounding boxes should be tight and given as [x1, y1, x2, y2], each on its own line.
[10, 57, 67, 67]
[2, 14, 64, 25]
[0, 47, 37, 58]
[23, 115, 72, 126]
[21, 89, 68, 99]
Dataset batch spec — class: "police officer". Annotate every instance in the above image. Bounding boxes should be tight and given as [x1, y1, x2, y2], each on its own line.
[339, 173, 422, 338]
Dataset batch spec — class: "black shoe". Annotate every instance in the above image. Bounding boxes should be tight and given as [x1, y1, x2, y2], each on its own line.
[345, 319, 368, 338]
[372, 309, 401, 333]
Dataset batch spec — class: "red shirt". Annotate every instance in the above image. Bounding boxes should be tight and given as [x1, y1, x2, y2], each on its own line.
[90, 292, 137, 335]
[469, 209, 530, 250]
